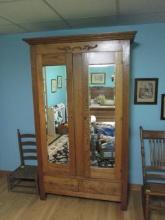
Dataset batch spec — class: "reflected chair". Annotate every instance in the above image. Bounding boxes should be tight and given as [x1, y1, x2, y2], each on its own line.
[7, 129, 39, 194]
[140, 126, 165, 220]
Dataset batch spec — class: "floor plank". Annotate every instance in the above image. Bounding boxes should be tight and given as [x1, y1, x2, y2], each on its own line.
[0, 177, 164, 220]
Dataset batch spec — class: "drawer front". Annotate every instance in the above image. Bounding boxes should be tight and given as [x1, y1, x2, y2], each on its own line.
[44, 176, 78, 192]
[79, 179, 121, 196]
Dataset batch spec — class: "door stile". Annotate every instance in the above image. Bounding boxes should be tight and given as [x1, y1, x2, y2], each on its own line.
[30, 47, 46, 199]
[66, 53, 76, 176]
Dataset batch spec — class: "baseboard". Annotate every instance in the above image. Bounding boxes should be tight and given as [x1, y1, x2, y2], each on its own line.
[129, 184, 142, 192]
[0, 170, 11, 177]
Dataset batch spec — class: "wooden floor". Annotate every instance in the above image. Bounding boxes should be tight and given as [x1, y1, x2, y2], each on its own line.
[0, 177, 164, 220]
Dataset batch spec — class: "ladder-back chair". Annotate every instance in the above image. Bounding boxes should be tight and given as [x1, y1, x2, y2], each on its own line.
[7, 129, 39, 194]
[140, 126, 165, 220]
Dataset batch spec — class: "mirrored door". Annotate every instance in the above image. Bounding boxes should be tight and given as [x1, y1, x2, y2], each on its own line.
[89, 64, 116, 168]
[83, 51, 123, 179]
[43, 65, 70, 165]
[40, 51, 76, 176]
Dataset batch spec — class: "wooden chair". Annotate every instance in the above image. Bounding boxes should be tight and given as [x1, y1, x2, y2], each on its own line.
[7, 129, 39, 194]
[140, 126, 165, 220]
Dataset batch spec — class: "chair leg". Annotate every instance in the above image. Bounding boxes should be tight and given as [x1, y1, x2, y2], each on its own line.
[145, 194, 150, 220]
[141, 185, 145, 218]
[35, 175, 39, 194]
[7, 175, 13, 191]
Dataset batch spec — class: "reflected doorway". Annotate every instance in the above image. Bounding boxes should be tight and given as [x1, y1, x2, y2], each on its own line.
[43, 65, 69, 164]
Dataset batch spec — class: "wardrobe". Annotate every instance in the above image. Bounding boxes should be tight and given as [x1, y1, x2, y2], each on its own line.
[24, 31, 136, 210]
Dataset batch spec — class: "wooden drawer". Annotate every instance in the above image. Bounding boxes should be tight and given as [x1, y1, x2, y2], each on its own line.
[79, 179, 120, 196]
[44, 176, 78, 192]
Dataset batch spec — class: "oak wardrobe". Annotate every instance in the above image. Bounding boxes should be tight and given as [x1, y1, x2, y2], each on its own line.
[24, 31, 136, 210]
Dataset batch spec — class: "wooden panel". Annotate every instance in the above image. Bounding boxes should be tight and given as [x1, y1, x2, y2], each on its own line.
[90, 87, 114, 99]
[44, 176, 78, 192]
[90, 106, 115, 122]
[24, 31, 136, 45]
[44, 183, 121, 202]
[42, 53, 65, 65]
[114, 51, 123, 178]
[66, 53, 77, 176]
[73, 53, 85, 177]
[30, 47, 46, 199]
[81, 53, 91, 178]
[32, 41, 121, 55]
[87, 52, 115, 64]
[43, 175, 121, 202]
[90, 167, 117, 180]
[79, 179, 121, 196]
[121, 41, 131, 210]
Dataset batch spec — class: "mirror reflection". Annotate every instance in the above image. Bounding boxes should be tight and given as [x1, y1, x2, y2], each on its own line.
[43, 66, 69, 164]
[89, 64, 116, 168]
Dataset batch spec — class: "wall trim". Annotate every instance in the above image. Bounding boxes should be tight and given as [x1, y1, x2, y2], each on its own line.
[0, 170, 11, 177]
[129, 184, 142, 192]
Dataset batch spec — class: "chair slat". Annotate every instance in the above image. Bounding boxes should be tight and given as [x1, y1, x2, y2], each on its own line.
[161, 140, 164, 165]
[21, 141, 36, 146]
[20, 134, 36, 138]
[23, 149, 37, 153]
[146, 173, 165, 181]
[23, 156, 37, 160]
[145, 166, 165, 172]
[142, 130, 165, 139]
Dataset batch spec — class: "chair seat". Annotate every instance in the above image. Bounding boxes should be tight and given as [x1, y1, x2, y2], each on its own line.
[10, 165, 37, 180]
[7, 129, 39, 194]
[145, 183, 165, 196]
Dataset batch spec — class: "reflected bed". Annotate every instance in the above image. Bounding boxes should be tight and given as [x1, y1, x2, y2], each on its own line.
[90, 121, 115, 168]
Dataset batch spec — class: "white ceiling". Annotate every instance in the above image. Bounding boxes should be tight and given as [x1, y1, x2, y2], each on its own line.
[0, 0, 165, 35]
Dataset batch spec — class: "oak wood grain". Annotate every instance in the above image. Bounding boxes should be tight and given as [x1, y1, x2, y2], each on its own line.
[24, 31, 136, 45]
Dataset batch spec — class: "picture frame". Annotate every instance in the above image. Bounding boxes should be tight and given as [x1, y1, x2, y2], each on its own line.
[51, 79, 57, 93]
[91, 73, 105, 85]
[57, 76, 62, 88]
[134, 78, 158, 104]
[161, 94, 165, 120]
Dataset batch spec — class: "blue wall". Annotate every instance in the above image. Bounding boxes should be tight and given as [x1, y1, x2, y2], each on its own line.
[0, 23, 165, 184]
[45, 66, 67, 107]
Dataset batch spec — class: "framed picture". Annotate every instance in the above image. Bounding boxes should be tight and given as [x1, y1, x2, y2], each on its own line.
[57, 76, 62, 88]
[91, 73, 105, 84]
[51, 79, 57, 93]
[134, 78, 158, 104]
[161, 94, 165, 120]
